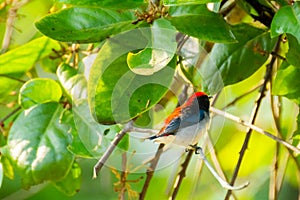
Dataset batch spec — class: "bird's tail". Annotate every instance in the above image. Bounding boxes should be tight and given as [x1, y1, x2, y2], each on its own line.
[148, 135, 158, 140]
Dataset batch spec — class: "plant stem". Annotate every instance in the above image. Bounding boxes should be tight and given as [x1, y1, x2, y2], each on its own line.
[139, 143, 164, 200]
[171, 149, 194, 199]
[224, 36, 281, 199]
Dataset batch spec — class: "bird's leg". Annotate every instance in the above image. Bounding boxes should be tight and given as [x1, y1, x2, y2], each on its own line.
[189, 145, 249, 190]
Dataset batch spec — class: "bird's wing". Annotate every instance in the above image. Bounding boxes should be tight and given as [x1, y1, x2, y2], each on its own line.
[149, 107, 182, 139]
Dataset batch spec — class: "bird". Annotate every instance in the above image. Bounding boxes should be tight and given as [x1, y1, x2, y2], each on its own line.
[149, 91, 210, 149]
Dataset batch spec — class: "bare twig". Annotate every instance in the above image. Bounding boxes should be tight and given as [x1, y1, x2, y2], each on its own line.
[1, 0, 29, 53]
[93, 121, 134, 178]
[171, 149, 194, 199]
[139, 143, 165, 200]
[223, 36, 282, 199]
[0, 106, 21, 126]
[211, 107, 300, 154]
[194, 147, 249, 190]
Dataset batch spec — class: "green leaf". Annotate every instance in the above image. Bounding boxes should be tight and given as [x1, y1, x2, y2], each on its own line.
[163, 0, 221, 6]
[60, 108, 93, 158]
[35, 7, 137, 43]
[127, 19, 177, 75]
[201, 24, 277, 93]
[0, 162, 3, 188]
[286, 34, 300, 68]
[1, 155, 14, 180]
[0, 37, 60, 75]
[273, 65, 300, 104]
[19, 78, 62, 109]
[57, 63, 87, 103]
[53, 161, 81, 196]
[56, 0, 145, 9]
[271, 2, 300, 43]
[167, 5, 236, 43]
[5, 102, 74, 188]
[88, 29, 176, 124]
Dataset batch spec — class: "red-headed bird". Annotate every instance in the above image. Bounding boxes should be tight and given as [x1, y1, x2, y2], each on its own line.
[149, 92, 210, 148]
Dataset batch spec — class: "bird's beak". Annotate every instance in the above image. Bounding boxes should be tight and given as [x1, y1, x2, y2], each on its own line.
[208, 96, 213, 99]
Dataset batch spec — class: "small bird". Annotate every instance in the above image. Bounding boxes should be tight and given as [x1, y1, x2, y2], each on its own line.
[149, 91, 210, 148]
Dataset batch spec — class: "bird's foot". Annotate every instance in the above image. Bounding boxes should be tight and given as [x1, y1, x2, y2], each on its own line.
[189, 145, 202, 154]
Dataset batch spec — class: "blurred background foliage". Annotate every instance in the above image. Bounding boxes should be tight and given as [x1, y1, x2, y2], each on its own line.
[0, 0, 300, 199]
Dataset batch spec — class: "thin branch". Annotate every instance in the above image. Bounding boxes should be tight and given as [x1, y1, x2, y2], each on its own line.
[194, 147, 249, 190]
[0, 74, 26, 83]
[139, 143, 165, 200]
[1, 0, 29, 53]
[0, 106, 21, 125]
[221, 83, 263, 110]
[224, 36, 281, 199]
[170, 149, 194, 200]
[211, 107, 300, 154]
[93, 121, 134, 178]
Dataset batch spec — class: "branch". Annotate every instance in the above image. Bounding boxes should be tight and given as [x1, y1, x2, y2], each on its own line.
[211, 107, 300, 154]
[223, 36, 282, 199]
[170, 149, 194, 200]
[0, 106, 21, 126]
[93, 121, 134, 178]
[1, 0, 29, 53]
[194, 147, 249, 190]
[139, 143, 164, 200]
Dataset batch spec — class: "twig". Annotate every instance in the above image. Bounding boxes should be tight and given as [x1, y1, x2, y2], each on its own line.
[170, 149, 194, 200]
[221, 83, 263, 110]
[223, 36, 282, 199]
[1, 0, 29, 53]
[211, 107, 300, 154]
[93, 121, 134, 178]
[139, 143, 164, 200]
[0, 106, 21, 125]
[194, 147, 249, 190]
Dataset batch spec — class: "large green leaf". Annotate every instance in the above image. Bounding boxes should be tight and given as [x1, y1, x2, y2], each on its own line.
[4, 102, 74, 188]
[53, 161, 81, 196]
[273, 65, 300, 104]
[167, 5, 236, 43]
[35, 7, 137, 43]
[56, 0, 145, 9]
[0, 37, 60, 75]
[19, 78, 62, 109]
[127, 19, 177, 75]
[286, 34, 300, 68]
[163, 0, 221, 6]
[88, 29, 176, 124]
[200, 24, 277, 93]
[271, 2, 300, 43]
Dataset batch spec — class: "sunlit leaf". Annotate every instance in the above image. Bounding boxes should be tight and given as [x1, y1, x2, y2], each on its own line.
[273, 65, 300, 104]
[0, 37, 60, 74]
[127, 19, 177, 75]
[163, 0, 221, 6]
[167, 5, 236, 43]
[4, 102, 74, 188]
[53, 161, 81, 196]
[56, 0, 145, 9]
[57, 63, 87, 103]
[35, 7, 137, 43]
[88, 29, 176, 124]
[19, 78, 62, 109]
[271, 2, 300, 43]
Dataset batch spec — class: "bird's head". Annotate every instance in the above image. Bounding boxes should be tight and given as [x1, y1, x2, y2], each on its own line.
[185, 92, 210, 112]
